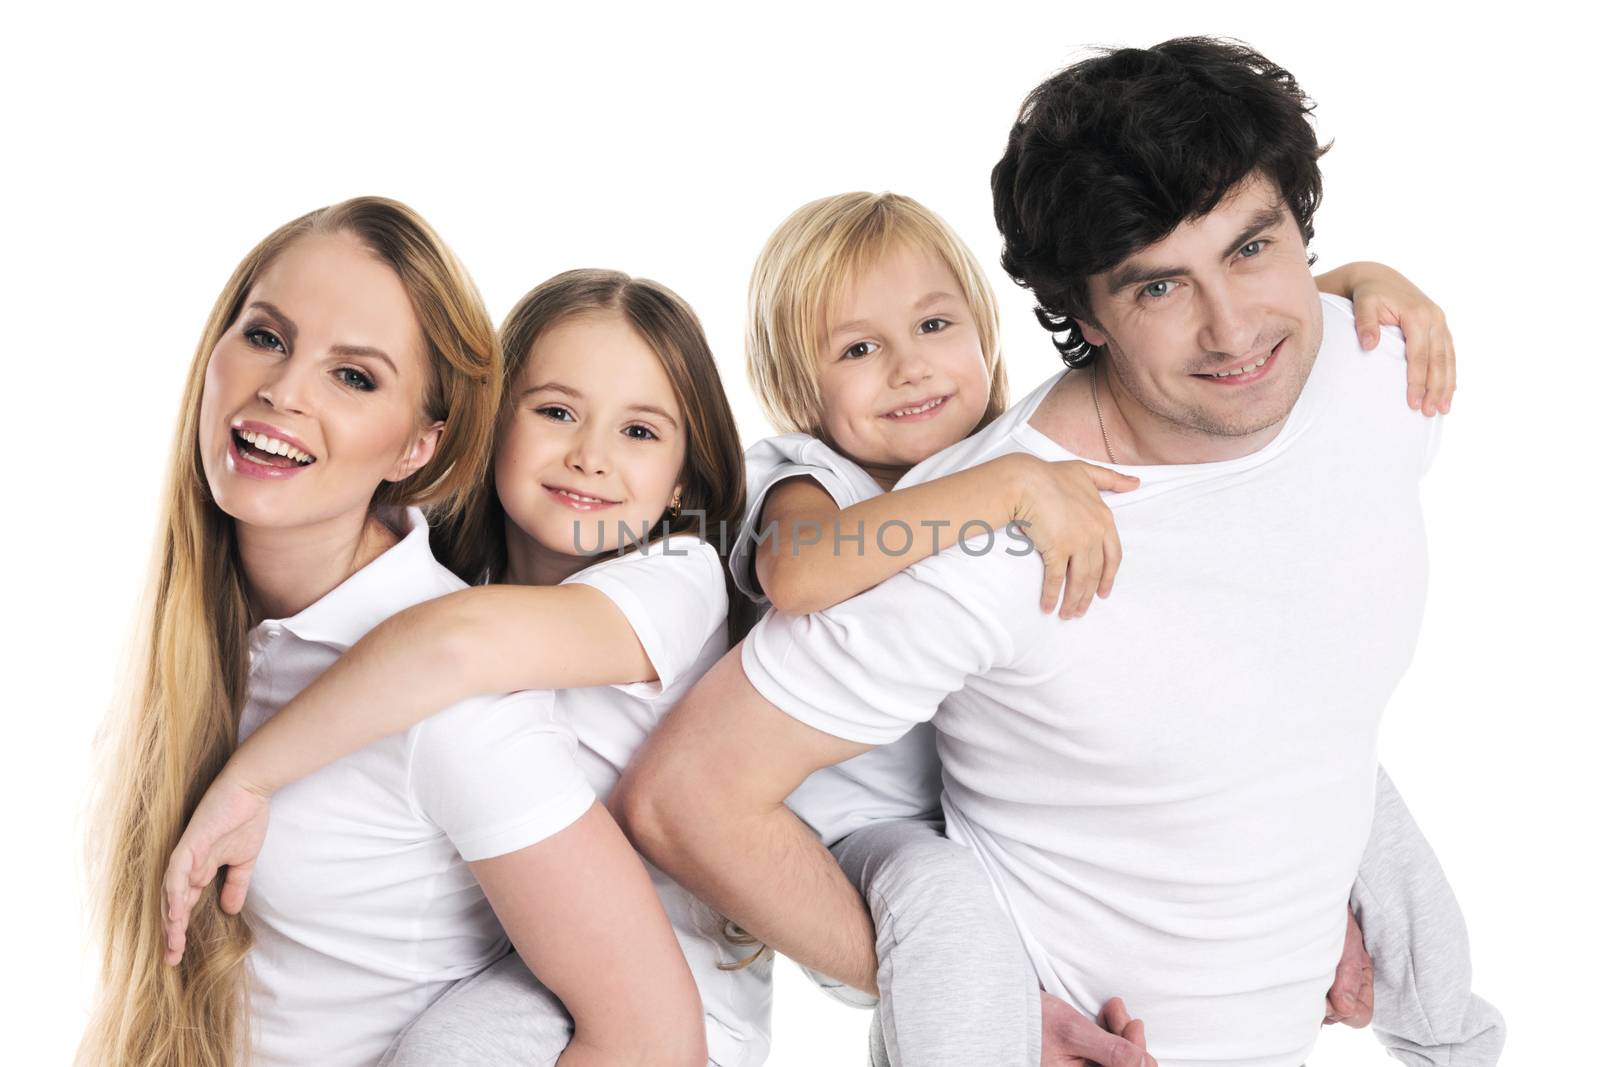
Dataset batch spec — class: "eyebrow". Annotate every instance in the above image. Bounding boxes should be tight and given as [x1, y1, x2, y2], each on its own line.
[520, 381, 680, 430]
[829, 291, 961, 339]
[1104, 205, 1287, 295]
[245, 301, 398, 375]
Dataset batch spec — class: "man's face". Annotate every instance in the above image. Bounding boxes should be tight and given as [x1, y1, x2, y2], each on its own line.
[1079, 172, 1324, 449]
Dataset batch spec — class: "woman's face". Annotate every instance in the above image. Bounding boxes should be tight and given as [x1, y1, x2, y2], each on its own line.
[494, 312, 687, 560]
[197, 231, 441, 532]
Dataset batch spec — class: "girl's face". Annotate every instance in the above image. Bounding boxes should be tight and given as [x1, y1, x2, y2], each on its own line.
[815, 242, 991, 483]
[197, 232, 441, 533]
[495, 312, 687, 565]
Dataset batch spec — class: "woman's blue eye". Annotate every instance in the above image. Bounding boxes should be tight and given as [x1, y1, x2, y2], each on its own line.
[624, 424, 658, 441]
[1142, 280, 1173, 300]
[245, 326, 285, 352]
[535, 405, 574, 422]
[335, 367, 376, 391]
[919, 317, 951, 333]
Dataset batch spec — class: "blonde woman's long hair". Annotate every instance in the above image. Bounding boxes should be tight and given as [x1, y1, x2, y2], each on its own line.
[746, 191, 1009, 445]
[79, 197, 501, 1067]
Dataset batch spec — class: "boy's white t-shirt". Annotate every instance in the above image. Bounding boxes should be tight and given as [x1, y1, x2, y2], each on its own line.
[561, 536, 773, 1067]
[742, 297, 1440, 1067]
[240, 508, 595, 1067]
[731, 433, 942, 846]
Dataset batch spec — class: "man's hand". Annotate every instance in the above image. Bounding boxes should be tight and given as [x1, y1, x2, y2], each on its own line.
[1323, 906, 1375, 1027]
[1042, 991, 1157, 1066]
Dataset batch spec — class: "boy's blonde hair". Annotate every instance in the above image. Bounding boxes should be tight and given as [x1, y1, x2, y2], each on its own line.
[746, 192, 1009, 441]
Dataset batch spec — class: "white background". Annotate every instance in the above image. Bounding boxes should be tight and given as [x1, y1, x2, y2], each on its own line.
[3, 2, 1591, 1063]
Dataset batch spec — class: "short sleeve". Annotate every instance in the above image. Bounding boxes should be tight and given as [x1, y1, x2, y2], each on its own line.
[742, 537, 1051, 746]
[409, 689, 595, 862]
[564, 537, 728, 699]
[730, 434, 884, 605]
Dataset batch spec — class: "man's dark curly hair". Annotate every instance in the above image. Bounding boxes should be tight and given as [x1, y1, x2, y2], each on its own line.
[991, 37, 1330, 367]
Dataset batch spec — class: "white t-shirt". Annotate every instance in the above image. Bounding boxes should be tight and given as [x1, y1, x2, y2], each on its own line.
[742, 296, 1439, 1067]
[562, 536, 773, 1067]
[241, 508, 596, 1067]
[731, 433, 943, 846]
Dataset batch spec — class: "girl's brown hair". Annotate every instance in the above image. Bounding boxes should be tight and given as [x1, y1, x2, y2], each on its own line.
[79, 196, 500, 1067]
[436, 268, 748, 632]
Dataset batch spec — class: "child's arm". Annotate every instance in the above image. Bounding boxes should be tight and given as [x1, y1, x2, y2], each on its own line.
[756, 454, 1138, 619]
[1315, 261, 1456, 415]
[158, 580, 680, 956]
[250, 583, 651, 794]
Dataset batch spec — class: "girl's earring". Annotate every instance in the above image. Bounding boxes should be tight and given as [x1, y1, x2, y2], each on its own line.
[666, 489, 683, 523]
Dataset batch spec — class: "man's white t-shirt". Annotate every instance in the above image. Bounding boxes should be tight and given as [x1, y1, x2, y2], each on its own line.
[562, 537, 773, 1067]
[731, 433, 942, 846]
[742, 296, 1439, 1067]
[241, 508, 595, 1067]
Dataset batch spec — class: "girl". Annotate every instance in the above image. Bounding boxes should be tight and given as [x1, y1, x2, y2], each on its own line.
[725, 191, 1462, 1066]
[162, 270, 770, 1066]
[81, 200, 703, 1067]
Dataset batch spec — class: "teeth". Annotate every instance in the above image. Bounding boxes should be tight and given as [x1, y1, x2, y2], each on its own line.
[558, 489, 606, 504]
[890, 397, 944, 417]
[1210, 355, 1268, 379]
[237, 428, 313, 464]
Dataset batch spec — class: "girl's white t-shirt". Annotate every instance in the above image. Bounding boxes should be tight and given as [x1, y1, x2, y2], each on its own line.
[731, 433, 943, 847]
[561, 536, 773, 1067]
[240, 508, 595, 1067]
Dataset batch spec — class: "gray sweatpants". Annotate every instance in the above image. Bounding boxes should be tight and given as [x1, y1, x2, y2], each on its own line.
[1355, 768, 1506, 1065]
[378, 951, 571, 1067]
[828, 771, 1504, 1067]
[828, 817, 1042, 1067]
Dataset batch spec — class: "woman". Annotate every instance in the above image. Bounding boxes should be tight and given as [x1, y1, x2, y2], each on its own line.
[79, 198, 704, 1067]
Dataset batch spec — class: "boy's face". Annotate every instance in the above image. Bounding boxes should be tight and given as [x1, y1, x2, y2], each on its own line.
[1078, 172, 1324, 455]
[815, 241, 992, 485]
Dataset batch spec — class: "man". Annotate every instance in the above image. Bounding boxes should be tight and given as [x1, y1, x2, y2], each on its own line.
[620, 38, 1502, 1066]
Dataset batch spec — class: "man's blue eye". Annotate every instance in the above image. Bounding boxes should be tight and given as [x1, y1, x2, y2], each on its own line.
[1143, 281, 1172, 299]
[1240, 240, 1264, 257]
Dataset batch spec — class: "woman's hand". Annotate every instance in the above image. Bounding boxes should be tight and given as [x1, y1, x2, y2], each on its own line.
[1011, 456, 1139, 619]
[1331, 261, 1456, 416]
[161, 766, 273, 965]
[1042, 991, 1156, 1067]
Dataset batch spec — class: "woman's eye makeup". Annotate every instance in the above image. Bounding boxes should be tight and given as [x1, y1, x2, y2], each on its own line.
[244, 325, 286, 352]
[335, 367, 377, 391]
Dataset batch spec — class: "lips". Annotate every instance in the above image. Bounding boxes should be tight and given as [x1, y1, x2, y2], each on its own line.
[1193, 337, 1286, 385]
[543, 484, 621, 512]
[882, 394, 951, 422]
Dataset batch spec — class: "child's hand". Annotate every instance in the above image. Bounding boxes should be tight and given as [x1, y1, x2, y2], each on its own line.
[1041, 990, 1156, 1066]
[1344, 262, 1456, 416]
[1012, 457, 1139, 619]
[161, 766, 273, 965]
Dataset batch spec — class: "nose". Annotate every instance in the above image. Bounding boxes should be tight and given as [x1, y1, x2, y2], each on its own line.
[258, 353, 313, 416]
[887, 341, 933, 389]
[565, 422, 610, 477]
[1196, 281, 1260, 360]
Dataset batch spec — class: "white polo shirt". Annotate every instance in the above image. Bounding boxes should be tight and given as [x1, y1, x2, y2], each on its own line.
[561, 536, 773, 1067]
[241, 508, 595, 1067]
[731, 433, 943, 846]
[743, 296, 1439, 1067]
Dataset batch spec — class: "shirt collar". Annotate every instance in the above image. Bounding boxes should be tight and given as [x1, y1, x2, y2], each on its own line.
[262, 506, 441, 652]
